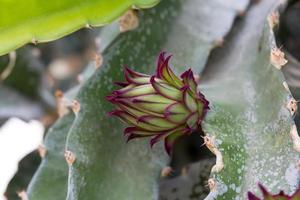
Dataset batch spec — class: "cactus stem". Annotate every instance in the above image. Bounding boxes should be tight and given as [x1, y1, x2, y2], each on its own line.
[55, 90, 71, 117]
[270, 47, 288, 69]
[290, 125, 300, 152]
[283, 81, 291, 93]
[202, 135, 224, 173]
[17, 190, 28, 200]
[71, 100, 80, 115]
[286, 97, 298, 116]
[38, 144, 47, 158]
[267, 11, 279, 29]
[64, 150, 76, 166]
[207, 178, 217, 192]
[160, 166, 173, 177]
[119, 10, 139, 32]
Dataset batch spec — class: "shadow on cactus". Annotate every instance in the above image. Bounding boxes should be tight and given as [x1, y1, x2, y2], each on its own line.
[248, 184, 300, 200]
[106, 52, 209, 155]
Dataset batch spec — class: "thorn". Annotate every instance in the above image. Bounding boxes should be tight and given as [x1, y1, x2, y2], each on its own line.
[237, 9, 246, 17]
[38, 144, 47, 158]
[64, 150, 76, 166]
[181, 166, 188, 176]
[268, 11, 279, 29]
[55, 90, 70, 117]
[203, 135, 224, 173]
[290, 125, 300, 152]
[31, 38, 38, 45]
[160, 166, 173, 177]
[270, 47, 288, 69]
[119, 9, 139, 32]
[17, 190, 28, 200]
[213, 38, 224, 48]
[207, 178, 217, 191]
[286, 97, 298, 116]
[71, 100, 80, 115]
[283, 81, 291, 93]
[92, 52, 103, 68]
[85, 23, 92, 29]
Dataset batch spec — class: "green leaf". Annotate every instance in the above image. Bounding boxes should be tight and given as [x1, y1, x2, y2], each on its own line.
[0, 0, 159, 56]
[27, 113, 75, 200]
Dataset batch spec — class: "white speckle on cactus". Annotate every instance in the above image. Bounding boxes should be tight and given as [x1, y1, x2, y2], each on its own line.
[270, 47, 288, 69]
[119, 10, 139, 32]
[285, 162, 300, 193]
[64, 150, 76, 166]
[286, 97, 298, 116]
[290, 125, 300, 152]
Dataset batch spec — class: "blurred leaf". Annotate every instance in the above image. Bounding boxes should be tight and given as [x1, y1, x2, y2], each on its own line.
[0, 0, 159, 56]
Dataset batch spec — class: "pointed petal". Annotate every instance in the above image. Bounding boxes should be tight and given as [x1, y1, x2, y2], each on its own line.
[109, 110, 165, 131]
[124, 67, 148, 78]
[156, 52, 183, 88]
[126, 133, 149, 142]
[183, 87, 198, 112]
[150, 76, 181, 101]
[116, 84, 156, 98]
[114, 81, 129, 87]
[124, 68, 151, 85]
[132, 94, 175, 114]
[124, 127, 157, 136]
[186, 112, 199, 130]
[247, 192, 261, 200]
[137, 115, 177, 130]
[258, 184, 273, 199]
[180, 69, 197, 94]
[165, 102, 189, 123]
[150, 132, 168, 148]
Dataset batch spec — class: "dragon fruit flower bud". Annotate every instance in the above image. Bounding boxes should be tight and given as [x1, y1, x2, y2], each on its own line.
[106, 52, 209, 155]
[248, 184, 300, 200]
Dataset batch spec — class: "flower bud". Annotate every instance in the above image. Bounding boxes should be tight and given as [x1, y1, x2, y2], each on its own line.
[106, 52, 209, 155]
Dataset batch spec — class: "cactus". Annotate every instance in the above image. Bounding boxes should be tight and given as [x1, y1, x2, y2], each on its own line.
[20, 0, 300, 199]
[0, 0, 159, 56]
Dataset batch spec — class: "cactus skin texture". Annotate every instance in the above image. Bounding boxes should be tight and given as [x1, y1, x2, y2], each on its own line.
[25, 0, 300, 199]
[248, 184, 300, 200]
[107, 52, 209, 155]
[201, 0, 300, 199]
